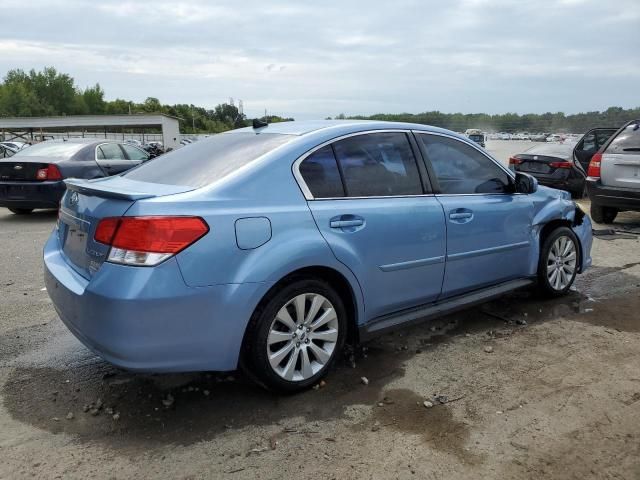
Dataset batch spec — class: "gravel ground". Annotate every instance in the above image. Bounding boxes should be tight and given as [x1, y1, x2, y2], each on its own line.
[1, 143, 640, 479]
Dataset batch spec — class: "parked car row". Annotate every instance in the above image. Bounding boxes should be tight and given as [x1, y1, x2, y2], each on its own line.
[509, 121, 640, 223]
[0, 139, 151, 214]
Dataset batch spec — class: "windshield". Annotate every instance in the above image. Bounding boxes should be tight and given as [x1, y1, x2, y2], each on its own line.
[14, 142, 87, 158]
[124, 132, 294, 188]
[469, 135, 484, 141]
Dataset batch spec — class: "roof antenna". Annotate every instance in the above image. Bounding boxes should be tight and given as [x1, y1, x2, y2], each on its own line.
[253, 118, 268, 129]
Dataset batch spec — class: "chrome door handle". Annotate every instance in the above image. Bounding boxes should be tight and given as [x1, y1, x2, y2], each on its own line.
[330, 219, 364, 228]
[449, 212, 472, 220]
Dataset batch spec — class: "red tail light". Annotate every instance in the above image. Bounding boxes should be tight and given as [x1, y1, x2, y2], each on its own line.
[549, 161, 573, 169]
[95, 216, 209, 266]
[36, 164, 63, 181]
[587, 152, 602, 178]
[509, 157, 523, 165]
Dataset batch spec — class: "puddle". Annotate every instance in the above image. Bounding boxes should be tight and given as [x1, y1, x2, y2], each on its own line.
[362, 388, 483, 464]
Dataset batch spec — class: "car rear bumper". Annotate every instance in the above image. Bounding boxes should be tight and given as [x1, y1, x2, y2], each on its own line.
[43, 231, 271, 372]
[515, 169, 583, 193]
[586, 179, 640, 211]
[0, 180, 65, 209]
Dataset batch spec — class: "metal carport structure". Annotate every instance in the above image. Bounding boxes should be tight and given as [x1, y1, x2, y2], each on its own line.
[0, 114, 181, 150]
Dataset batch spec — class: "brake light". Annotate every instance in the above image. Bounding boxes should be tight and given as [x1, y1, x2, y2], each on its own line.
[509, 157, 523, 165]
[36, 164, 63, 181]
[587, 152, 602, 178]
[94, 216, 209, 266]
[549, 161, 573, 169]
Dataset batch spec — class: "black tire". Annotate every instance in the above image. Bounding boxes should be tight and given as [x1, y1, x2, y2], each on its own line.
[590, 204, 617, 224]
[8, 208, 33, 215]
[538, 226, 579, 297]
[570, 185, 585, 199]
[242, 277, 347, 393]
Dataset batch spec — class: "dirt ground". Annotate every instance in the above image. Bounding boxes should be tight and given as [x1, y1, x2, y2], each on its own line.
[1, 144, 640, 479]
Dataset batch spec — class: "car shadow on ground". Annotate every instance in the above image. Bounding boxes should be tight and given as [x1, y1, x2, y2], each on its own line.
[0, 209, 57, 224]
[6, 281, 638, 452]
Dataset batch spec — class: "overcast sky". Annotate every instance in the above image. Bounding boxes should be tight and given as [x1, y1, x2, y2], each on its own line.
[1, 0, 638, 119]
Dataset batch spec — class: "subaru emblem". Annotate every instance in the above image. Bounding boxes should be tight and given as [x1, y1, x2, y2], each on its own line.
[70, 192, 79, 205]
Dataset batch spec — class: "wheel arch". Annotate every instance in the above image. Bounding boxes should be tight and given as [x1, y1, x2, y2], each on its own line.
[240, 265, 363, 358]
[537, 219, 583, 274]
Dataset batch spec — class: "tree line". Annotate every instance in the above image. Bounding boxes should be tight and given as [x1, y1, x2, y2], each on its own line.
[0, 67, 637, 134]
[0, 67, 291, 134]
[334, 106, 640, 134]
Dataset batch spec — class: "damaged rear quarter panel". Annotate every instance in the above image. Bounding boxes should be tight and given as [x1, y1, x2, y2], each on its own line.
[528, 186, 593, 274]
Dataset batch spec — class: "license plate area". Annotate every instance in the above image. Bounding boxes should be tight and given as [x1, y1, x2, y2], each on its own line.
[59, 209, 91, 273]
[521, 162, 550, 174]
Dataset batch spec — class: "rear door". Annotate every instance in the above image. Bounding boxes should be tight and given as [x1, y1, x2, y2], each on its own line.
[573, 128, 617, 172]
[601, 122, 640, 189]
[299, 131, 447, 320]
[95, 143, 136, 175]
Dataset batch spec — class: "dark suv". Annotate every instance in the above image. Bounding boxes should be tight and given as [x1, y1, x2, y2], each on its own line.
[586, 120, 640, 223]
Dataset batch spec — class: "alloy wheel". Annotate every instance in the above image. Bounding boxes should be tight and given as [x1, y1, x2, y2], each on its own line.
[546, 235, 577, 290]
[266, 293, 339, 382]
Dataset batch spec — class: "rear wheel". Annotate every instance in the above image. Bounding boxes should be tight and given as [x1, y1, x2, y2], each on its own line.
[243, 278, 347, 393]
[538, 227, 579, 297]
[8, 208, 33, 215]
[590, 204, 617, 224]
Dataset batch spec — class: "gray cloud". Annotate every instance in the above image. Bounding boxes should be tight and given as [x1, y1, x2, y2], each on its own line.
[0, 0, 638, 119]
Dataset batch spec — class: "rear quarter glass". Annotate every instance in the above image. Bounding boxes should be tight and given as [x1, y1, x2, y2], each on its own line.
[124, 133, 294, 188]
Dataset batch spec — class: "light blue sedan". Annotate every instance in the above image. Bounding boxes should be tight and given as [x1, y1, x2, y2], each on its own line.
[44, 120, 592, 392]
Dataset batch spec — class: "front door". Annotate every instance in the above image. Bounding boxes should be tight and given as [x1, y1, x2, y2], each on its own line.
[298, 131, 447, 320]
[415, 132, 534, 298]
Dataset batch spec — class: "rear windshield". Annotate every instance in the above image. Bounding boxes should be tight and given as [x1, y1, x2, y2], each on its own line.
[606, 122, 640, 154]
[124, 132, 294, 188]
[524, 144, 572, 158]
[14, 142, 86, 158]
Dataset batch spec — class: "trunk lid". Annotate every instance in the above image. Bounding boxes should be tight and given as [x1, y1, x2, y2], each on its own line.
[0, 157, 53, 181]
[601, 122, 640, 189]
[601, 152, 640, 189]
[57, 177, 195, 279]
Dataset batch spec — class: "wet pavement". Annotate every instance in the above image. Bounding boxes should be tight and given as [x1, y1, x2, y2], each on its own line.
[1, 199, 640, 479]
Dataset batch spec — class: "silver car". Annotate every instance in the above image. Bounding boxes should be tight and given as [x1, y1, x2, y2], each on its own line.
[586, 120, 640, 223]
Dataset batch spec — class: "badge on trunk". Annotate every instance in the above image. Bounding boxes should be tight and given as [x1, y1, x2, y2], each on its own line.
[70, 192, 79, 205]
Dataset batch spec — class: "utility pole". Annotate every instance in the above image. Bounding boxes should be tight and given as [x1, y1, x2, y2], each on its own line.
[191, 106, 195, 132]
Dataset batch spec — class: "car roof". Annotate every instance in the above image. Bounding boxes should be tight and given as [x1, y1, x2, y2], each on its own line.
[228, 119, 464, 139]
[36, 138, 121, 146]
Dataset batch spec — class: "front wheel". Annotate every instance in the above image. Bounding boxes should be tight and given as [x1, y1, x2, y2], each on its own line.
[242, 278, 347, 393]
[538, 227, 579, 297]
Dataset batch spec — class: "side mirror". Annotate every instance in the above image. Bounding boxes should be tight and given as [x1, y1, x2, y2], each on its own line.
[515, 172, 538, 194]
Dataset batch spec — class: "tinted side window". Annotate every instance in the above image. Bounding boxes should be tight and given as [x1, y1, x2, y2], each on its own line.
[299, 145, 345, 198]
[121, 144, 149, 161]
[580, 133, 597, 152]
[417, 134, 510, 194]
[596, 130, 616, 149]
[98, 143, 126, 160]
[332, 132, 422, 197]
[606, 123, 640, 154]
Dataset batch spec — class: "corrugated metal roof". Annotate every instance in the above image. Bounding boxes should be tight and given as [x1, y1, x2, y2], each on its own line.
[0, 114, 180, 129]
